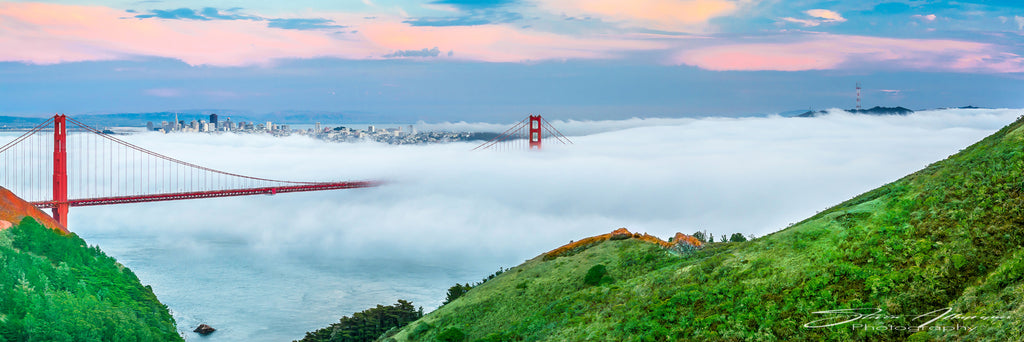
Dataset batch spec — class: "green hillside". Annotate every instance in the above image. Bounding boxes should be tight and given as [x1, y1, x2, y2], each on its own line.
[0, 217, 182, 341]
[389, 116, 1024, 341]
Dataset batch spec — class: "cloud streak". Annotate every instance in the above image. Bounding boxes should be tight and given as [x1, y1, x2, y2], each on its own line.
[537, 0, 739, 32]
[0, 2, 661, 66]
[675, 33, 1024, 72]
[2, 2, 1023, 74]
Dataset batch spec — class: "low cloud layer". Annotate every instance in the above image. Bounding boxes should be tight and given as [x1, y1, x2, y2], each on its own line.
[30, 108, 1013, 340]
[66, 108, 1021, 268]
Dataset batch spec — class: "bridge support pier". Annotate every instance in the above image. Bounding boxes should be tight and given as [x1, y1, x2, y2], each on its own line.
[52, 114, 68, 228]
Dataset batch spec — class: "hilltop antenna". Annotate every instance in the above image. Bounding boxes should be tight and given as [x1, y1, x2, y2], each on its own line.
[856, 82, 862, 110]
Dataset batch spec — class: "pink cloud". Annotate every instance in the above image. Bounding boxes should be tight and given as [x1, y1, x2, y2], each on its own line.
[0, 3, 378, 66]
[538, 0, 739, 32]
[361, 22, 664, 62]
[0, 2, 664, 66]
[674, 33, 1024, 73]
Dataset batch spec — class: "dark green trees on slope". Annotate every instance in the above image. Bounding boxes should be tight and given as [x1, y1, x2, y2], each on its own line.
[296, 300, 422, 342]
[0, 217, 181, 341]
[390, 116, 1024, 341]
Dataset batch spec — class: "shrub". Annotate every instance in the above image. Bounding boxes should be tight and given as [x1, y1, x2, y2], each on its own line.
[584, 264, 608, 286]
[436, 327, 466, 342]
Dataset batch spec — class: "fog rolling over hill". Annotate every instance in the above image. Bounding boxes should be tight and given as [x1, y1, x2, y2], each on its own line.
[46, 108, 1020, 341]
[384, 113, 1024, 340]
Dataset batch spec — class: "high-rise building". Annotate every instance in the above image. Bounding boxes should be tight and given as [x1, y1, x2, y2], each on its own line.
[368, 125, 375, 133]
[147, 122, 154, 131]
[266, 121, 273, 132]
[209, 113, 218, 125]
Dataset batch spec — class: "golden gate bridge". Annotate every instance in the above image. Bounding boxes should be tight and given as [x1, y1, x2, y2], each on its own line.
[0, 114, 380, 228]
[0, 114, 569, 229]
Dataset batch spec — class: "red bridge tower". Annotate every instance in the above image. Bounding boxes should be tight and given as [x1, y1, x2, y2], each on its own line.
[52, 115, 68, 227]
[529, 115, 542, 150]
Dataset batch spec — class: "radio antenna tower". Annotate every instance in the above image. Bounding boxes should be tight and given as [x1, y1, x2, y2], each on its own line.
[856, 82, 862, 110]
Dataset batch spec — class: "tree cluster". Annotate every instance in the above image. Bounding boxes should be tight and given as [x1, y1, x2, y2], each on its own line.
[0, 217, 181, 341]
[441, 267, 506, 306]
[691, 230, 754, 244]
[296, 300, 422, 342]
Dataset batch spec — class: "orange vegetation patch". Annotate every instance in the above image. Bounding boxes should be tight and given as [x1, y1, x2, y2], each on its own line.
[543, 228, 702, 260]
[0, 186, 68, 234]
[674, 232, 704, 248]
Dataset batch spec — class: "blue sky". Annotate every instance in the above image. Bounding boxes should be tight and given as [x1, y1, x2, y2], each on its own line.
[1, 0, 1024, 121]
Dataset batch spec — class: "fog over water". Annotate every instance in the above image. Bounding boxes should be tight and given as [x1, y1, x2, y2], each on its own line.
[25, 108, 1022, 341]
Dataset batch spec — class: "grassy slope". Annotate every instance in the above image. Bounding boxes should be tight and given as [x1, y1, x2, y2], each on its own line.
[391, 117, 1024, 341]
[0, 217, 182, 341]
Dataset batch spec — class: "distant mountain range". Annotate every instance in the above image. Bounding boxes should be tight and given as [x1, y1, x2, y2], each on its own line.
[791, 105, 985, 118]
[795, 106, 915, 117]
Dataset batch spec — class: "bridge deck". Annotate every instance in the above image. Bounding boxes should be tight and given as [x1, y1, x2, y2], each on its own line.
[31, 181, 382, 208]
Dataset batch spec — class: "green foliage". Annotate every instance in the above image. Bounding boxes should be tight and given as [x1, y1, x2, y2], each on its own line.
[442, 284, 472, 306]
[0, 217, 181, 341]
[583, 264, 607, 286]
[692, 231, 706, 243]
[435, 327, 465, 342]
[388, 118, 1024, 341]
[295, 299, 422, 342]
[729, 233, 747, 242]
[407, 322, 432, 340]
[440, 267, 507, 307]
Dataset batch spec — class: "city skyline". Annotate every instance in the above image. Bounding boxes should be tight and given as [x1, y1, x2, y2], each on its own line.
[2, 1, 1024, 120]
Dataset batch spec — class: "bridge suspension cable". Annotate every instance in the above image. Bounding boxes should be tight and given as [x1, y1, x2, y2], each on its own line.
[0, 114, 380, 228]
[472, 114, 572, 151]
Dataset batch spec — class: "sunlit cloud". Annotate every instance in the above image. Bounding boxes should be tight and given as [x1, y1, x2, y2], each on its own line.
[0, 2, 664, 66]
[781, 9, 846, 27]
[913, 14, 937, 22]
[806, 9, 845, 23]
[360, 21, 664, 62]
[0, 3, 377, 66]
[535, 0, 741, 32]
[675, 33, 1024, 73]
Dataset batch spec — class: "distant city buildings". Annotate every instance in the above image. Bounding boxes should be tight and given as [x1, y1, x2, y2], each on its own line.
[146, 113, 478, 145]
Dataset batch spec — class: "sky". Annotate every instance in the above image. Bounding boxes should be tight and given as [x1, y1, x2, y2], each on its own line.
[2, 0, 1024, 121]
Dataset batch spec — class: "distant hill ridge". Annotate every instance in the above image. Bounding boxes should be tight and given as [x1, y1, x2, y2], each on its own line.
[796, 106, 915, 117]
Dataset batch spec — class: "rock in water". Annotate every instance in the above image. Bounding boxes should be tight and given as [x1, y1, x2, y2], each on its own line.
[194, 324, 216, 335]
